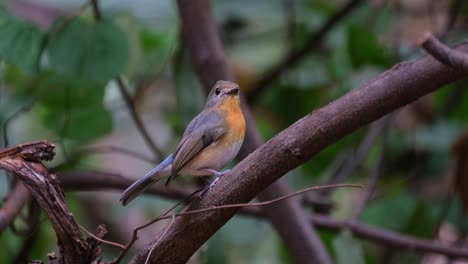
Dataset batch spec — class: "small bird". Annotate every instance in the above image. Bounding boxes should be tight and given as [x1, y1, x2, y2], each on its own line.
[120, 80, 246, 206]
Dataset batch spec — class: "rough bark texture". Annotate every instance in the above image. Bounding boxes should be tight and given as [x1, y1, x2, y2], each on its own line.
[0, 141, 102, 264]
[131, 34, 468, 264]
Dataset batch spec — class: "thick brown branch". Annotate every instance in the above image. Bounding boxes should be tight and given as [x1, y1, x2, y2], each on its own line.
[175, 0, 331, 263]
[0, 141, 101, 263]
[132, 40, 468, 263]
[420, 32, 468, 72]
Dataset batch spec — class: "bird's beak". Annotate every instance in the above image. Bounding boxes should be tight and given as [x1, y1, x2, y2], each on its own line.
[226, 87, 240, 95]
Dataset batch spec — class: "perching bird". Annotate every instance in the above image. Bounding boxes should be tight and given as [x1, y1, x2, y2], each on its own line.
[120, 80, 246, 206]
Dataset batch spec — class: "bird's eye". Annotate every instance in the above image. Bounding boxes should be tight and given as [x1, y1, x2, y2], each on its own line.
[215, 88, 221, 95]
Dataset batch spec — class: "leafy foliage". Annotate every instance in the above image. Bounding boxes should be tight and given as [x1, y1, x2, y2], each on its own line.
[0, 9, 45, 73]
[48, 18, 128, 82]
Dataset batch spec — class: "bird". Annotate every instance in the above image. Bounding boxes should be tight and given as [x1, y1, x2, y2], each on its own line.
[120, 80, 246, 206]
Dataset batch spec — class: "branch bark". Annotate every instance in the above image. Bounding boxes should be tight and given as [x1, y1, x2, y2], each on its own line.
[173, 0, 331, 263]
[132, 40, 468, 263]
[57, 169, 468, 259]
[420, 32, 468, 72]
[0, 141, 102, 263]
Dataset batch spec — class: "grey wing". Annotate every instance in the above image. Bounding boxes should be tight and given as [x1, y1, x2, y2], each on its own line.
[171, 111, 226, 176]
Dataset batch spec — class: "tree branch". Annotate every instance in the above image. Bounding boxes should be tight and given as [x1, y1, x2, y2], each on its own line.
[57, 169, 468, 260]
[115, 76, 165, 161]
[313, 216, 468, 259]
[320, 116, 388, 196]
[247, 0, 365, 103]
[175, 0, 332, 263]
[350, 115, 391, 222]
[0, 141, 102, 263]
[58, 170, 196, 202]
[132, 39, 468, 263]
[0, 182, 30, 234]
[420, 32, 468, 72]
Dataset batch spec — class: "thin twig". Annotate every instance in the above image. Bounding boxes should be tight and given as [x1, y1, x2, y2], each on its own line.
[49, 0, 91, 34]
[107, 188, 204, 264]
[247, 0, 364, 103]
[2, 100, 35, 148]
[321, 117, 389, 196]
[81, 145, 156, 164]
[151, 184, 362, 222]
[79, 224, 125, 250]
[419, 32, 468, 72]
[350, 115, 392, 222]
[115, 77, 165, 160]
[89, 0, 165, 160]
[145, 216, 176, 264]
[108, 183, 360, 264]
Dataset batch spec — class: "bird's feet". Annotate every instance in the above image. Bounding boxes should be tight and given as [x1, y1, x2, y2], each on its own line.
[198, 169, 230, 197]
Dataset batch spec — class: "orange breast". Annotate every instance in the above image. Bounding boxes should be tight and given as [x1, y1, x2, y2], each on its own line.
[220, 96, 245, 141]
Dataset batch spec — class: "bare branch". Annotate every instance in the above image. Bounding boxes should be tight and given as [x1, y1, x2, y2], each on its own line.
[420, 32, 468, 72]
[350, 115, 392, 222]
[312, 215, 468, 259]
[115, 77, 165, 160]
[81, 145, 155, 164]
[0, 141, 101, 263]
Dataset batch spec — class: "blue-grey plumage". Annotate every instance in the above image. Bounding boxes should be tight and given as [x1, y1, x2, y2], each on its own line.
[119, 154, 174, 206]
[119, 80, 246, 206]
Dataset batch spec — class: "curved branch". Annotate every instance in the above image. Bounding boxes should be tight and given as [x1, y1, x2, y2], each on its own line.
[132, 41, 468, 263]
[420, 32, 468, 72]
[0, 141, 101, 263]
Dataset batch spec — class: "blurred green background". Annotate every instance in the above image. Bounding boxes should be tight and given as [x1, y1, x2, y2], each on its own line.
[0, 0, 468, 263]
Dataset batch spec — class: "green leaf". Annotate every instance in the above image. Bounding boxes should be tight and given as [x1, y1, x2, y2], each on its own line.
[33, 71, 112, 142]
[0, 9, 45, 73]
[347, 25, 393, 68]
[39, 103, 112, 142]
[48, 18, 128, 82]
[333, 232, 365, 264]
[34, 71, 105, 107]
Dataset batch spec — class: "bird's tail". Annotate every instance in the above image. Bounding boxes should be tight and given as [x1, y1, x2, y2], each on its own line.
[120, 154, 174, 206]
